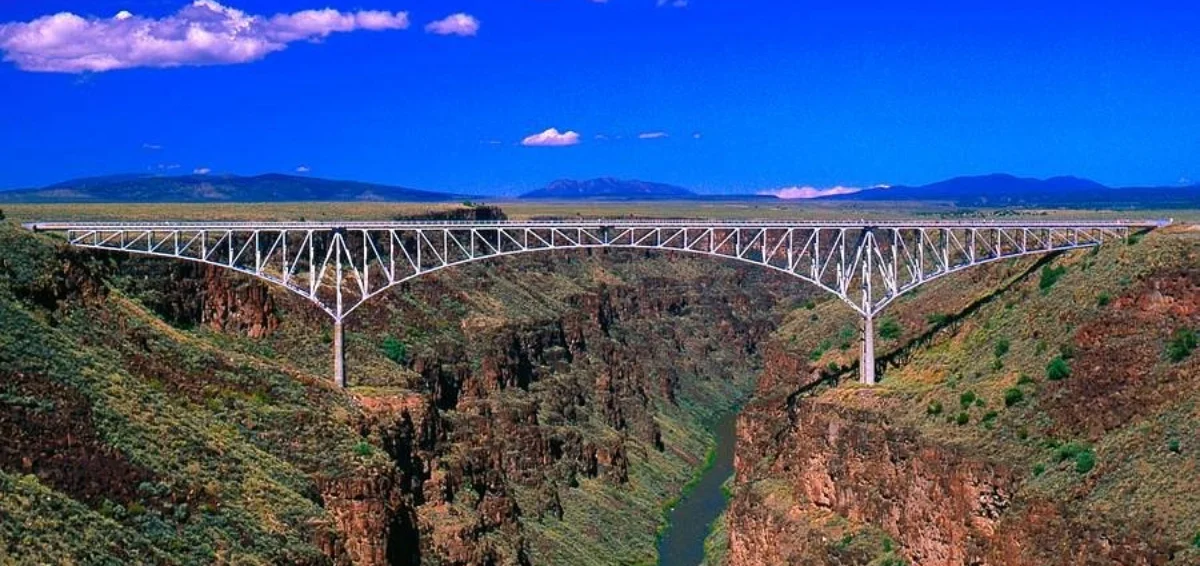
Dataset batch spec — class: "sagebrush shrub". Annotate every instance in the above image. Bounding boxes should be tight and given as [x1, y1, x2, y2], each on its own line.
[1003, 387, 1024, 407]
[1046, 356, 1070, 381]
[1166, 328, 1198, 363]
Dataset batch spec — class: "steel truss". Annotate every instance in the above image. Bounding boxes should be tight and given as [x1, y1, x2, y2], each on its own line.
[29, 219, 1163, 386]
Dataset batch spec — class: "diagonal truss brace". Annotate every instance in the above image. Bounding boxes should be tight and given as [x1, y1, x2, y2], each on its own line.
[30, 219, 1163, 386]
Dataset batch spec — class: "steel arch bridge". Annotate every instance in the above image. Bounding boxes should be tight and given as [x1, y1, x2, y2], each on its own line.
[27, 219, 1166, 387]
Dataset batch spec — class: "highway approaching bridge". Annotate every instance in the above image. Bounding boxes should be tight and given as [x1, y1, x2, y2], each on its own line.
[26, 219, 1166, 387]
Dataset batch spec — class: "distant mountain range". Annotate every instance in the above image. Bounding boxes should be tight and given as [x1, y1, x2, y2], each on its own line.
[519, 178, 698, 200]
[1, 172, 1196, 208]
[825, 174, 1199, 207]
[0, 173, 462, 203]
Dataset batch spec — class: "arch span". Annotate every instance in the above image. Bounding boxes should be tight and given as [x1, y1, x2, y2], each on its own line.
[30, 219, 1161, 386]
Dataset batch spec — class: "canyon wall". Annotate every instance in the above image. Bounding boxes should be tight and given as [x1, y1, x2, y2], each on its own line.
[0, 215, 810, 565]
[724, 231, 1200, 565]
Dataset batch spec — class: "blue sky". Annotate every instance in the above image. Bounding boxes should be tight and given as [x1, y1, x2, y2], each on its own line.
[1, 0, 1198, 195]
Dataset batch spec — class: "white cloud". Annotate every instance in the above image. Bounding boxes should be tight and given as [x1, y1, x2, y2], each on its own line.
[692, 132, 702, 139]
[424, 13, 479, 36]
[638, 131, 668, 139]
[295, 165, 310, 173]
[193, 167, 211, 175]
[142, 142, 163, 150]
[522, 128, 581, 147]
[657, 0, 689, 7]
[0, 1, 409, 73]
[761, 185, 864, 199]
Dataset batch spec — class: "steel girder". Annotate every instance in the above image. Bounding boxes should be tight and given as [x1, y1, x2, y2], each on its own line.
[34, 220, 1152, 322]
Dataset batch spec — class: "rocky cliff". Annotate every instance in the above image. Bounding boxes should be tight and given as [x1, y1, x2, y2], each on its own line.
[0, 209, 808, 565]
[724, 228, 1200, 565]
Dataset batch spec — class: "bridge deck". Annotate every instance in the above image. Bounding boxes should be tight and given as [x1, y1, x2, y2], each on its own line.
[23, 218, 1171, 231]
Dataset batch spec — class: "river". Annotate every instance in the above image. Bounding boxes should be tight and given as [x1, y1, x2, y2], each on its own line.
[657, 411, 737, 566]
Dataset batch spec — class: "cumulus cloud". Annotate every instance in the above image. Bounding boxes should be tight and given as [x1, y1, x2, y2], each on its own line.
[657, 0, 689, 7]
[0, 1, 409, 73]
[142, 142, 163, 150]
[295, 165, 311, 173]
[424, 13, 479, 36]
[638, 131, 668, 139]
[193, 167, 211, 175]
[761, 185, 864, 199]
[521, 128, 580, 147]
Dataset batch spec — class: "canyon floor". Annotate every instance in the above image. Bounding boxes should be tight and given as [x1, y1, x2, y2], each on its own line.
[1, 204, 1198, 565]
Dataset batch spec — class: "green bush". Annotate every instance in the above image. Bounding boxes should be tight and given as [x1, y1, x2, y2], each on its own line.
[1193, 531, 1200, 548]
[382, 335, 408, 365]
[810, 339, 832, 361]
[1046, 356, 1071, 381]
[926, 400, 943, 416]
[1003, 387, 1024, 407]
[354, 441, 373, 457]
[1032, 463, 1046, 477]
[1168, 439, 1181, 454]
[1074, 449, 1096, 473]
[993, 338, 1010, 358]
[1166, 328, 1198, 363]
[878, 318, 902, 341]
[1039, 265, 1068, 292]
[1096, 292, 1111, 307]
[959, 390, 977, 409]
[1017, 373, 1035, 385]
[981, 410, 998, 423]
[1055, 442, 1095, 473]
[837, 326, 856, 350]
[955, 412, 969, 426]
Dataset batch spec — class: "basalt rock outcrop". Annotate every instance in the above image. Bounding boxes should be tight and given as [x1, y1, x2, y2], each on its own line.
[86, 213, 799, 564]
[725, 233, 1200, 566]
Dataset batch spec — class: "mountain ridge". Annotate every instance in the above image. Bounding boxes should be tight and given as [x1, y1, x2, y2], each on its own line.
[0, 173, 463, 203]
[823, 173, 1199, 207]
[519, 177, 698, 200]
[2, 172, 1197, 207]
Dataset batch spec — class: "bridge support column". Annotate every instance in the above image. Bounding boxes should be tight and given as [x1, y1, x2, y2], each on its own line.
[860, 314, 876, 385]
[333, 320, 346, 388]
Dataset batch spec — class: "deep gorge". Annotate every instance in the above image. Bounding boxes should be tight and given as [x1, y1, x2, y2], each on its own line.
[3, 219, 1199, 565]
[10, 214, 806, 564]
